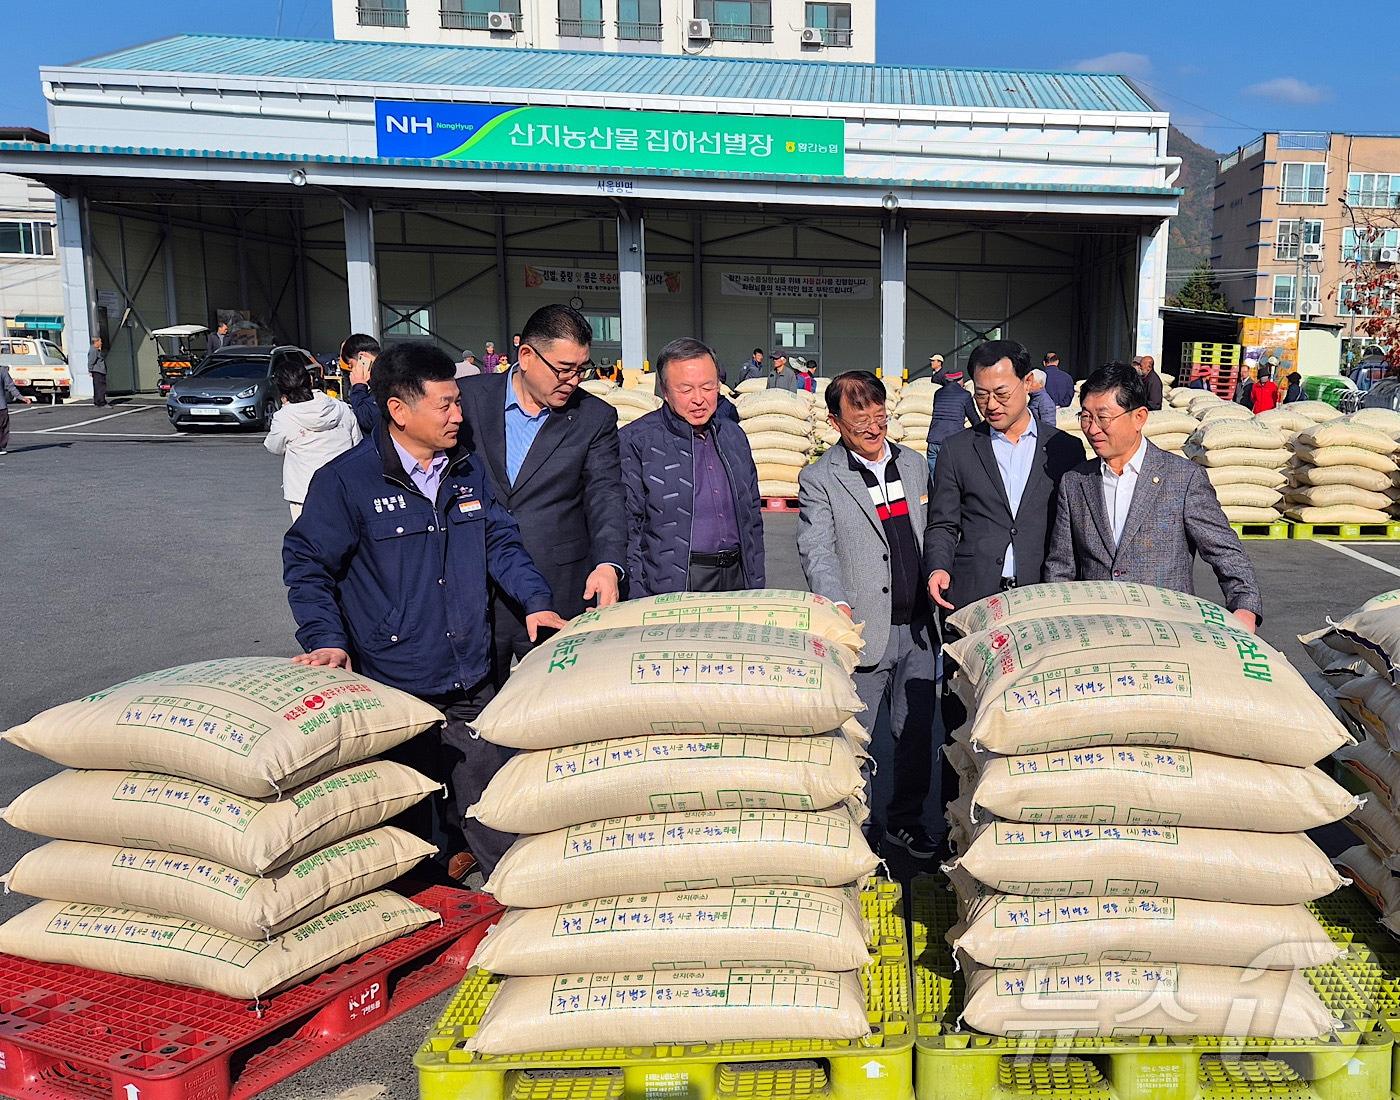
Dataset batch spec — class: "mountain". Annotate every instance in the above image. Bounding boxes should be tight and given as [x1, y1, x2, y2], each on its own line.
[1166, 126, 1218, 294]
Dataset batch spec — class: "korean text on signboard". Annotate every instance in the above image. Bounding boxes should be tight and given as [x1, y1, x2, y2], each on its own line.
[375, 102, 845, 178]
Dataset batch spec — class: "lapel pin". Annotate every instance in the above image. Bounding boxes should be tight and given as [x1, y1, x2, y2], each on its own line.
[1152, 476, 1161, 484]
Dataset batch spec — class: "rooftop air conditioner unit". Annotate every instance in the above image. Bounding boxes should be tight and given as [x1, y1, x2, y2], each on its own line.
[1380, 247, 1400, 264]
[687, 17, 711, 40]
[1301, 243, 1323, 260]
[1301, 299, 1322, 316]
[487, 11, 517, 31]
[801, 26, 825, 44]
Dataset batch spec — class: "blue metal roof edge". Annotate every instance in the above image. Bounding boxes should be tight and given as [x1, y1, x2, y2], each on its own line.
[0, 142, 1182, 197]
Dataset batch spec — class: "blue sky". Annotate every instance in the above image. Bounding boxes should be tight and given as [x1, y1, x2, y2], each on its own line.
[3, 0, 1395, 152]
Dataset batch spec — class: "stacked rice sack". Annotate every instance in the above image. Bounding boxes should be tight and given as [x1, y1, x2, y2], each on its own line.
[462, 593, 882, 1055]
[1285, 419, 1399, 525]
[735, 390, 817, 498]
[889, 378, 938, 457]
[1184, 419, 1290, 524]
[0, 658, 443, 999]
[601, 387, 662, 430]
[940, 582, 1354, 1038]
[1142, 408, 1198, 458]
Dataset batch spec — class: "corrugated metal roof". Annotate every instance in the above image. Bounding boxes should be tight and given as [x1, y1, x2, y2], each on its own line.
[62, 34, 1155, 114]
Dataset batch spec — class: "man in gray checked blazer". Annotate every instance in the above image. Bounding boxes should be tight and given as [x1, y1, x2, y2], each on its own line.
[798, 372, 939, 860]
[1043, 362, 1263, 629]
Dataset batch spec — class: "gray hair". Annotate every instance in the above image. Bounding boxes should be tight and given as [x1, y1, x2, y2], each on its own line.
[655, 337, 721, 390]
[1029, 369, 1046, 384]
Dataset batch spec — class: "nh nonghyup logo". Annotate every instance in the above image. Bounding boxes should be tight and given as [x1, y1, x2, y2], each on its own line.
[383, 112, 434, 135]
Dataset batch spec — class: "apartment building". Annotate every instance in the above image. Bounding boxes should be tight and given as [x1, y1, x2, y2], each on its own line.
[331, 0, 874, 61]
[1213, 131, 1400, 332]
[0, 129, 64, 348]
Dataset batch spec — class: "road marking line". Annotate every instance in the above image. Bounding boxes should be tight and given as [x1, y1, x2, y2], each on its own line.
[1313, 539, 1400, 580]
[33, 405, 157, 433]
[11, 430, 263, 440]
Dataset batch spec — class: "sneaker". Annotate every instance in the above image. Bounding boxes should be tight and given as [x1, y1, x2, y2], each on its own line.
[0, 450, 7, 455]
[884, 824, 939, 860]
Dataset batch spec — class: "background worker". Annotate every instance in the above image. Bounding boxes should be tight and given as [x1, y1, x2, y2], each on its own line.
[924, 360, 979, 479]
[1043, 362, 1262, 630]
[1027, 368, 1058, 431]
[766, 350, 800, 392]
[1134, 354, 1164, 411]
[283, 343, 565, 878]
[343, 333, 382, 430]
[1041, 351, 1075, 407]
[621, 337, 764, 595]
[798, 371, 937, 860]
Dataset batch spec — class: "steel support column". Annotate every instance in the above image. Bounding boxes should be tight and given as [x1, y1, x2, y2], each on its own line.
[617, 203, 648, 371]
[56, 189, 96, 399]
[880, 214, 907, 381]
[343, 197, 380, 338]
[1136, 219, 1169, 360]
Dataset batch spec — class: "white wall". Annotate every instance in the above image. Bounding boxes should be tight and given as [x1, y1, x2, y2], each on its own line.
[0, 174, 64, 345]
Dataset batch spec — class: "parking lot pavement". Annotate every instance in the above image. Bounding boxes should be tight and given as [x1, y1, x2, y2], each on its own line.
[3, 429, 1399, 1096]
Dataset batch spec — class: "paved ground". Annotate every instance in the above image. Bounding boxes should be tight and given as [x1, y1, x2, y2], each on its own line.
[1, 403, 1396, 1097]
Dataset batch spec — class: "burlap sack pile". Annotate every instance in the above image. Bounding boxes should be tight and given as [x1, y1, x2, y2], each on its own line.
[1142, 409, 1198, 457]
[1183, 419, 1290, 524]
[601, 386, 662, 429]
[0, 658, 444, 997]
[736, 390, 816, 497]
[464, 601, 878, 1054]
[938, 583, 1348, 1038]
[890, 377, 939, 457]
[1285, 420, 1400, 525]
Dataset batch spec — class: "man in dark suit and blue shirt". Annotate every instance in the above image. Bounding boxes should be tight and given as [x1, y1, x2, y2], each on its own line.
[285, 343, 566, 877]
[1043, 362, 1262, 629]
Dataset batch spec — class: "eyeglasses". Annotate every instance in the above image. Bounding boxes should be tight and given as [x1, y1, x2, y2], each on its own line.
[524, 343, 592, 382]
[837, 412, 889, 434]
[1077, 409, 1134, 431]
[973, 388, 1021, 407]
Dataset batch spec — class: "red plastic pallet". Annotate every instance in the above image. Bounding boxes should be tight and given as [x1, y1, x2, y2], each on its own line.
[762, 496, 800, 512]
[0, 886, 502, 1100]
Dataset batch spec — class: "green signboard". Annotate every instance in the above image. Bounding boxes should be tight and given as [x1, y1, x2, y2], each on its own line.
[376, 101, 846, 178]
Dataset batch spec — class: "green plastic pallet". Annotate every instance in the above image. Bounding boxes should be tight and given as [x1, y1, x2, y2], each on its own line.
[1291, 523, 1400, 541]
[910, 874, 1395, 1100]
[416, 880, 913, 1100]
[1231, 522, 1291, 541]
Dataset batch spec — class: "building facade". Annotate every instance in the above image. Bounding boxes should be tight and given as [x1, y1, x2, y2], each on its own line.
[332, 0, 875, 62]
[0, 36, 1175, 396]
[1214, 131, 1400, 336]
[0, 129, 64, 347]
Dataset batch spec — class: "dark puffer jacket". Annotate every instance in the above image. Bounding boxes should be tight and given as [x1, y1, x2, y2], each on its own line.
[620, 403, 766, 596]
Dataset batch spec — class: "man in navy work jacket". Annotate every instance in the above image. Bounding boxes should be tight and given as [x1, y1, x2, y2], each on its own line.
[284, 342, 565, 878]
[621, 337, 765, 595]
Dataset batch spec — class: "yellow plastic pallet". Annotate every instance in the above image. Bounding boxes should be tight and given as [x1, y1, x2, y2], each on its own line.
[909, 874, 1395, 1100]
[416, 880, 913, 1100]
[1231, 521, 1291, 541]
[1292, 523, 1400, 541]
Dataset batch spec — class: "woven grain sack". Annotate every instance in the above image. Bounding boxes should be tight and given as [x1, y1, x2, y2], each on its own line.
[948, 581, 1235, 637]
[963, 963, 1334, 1038]
[1168, 390, 1196, 409]
[1327, 590, 1400, 681]
[971, 746, 1357, 832]
[736, 390, 813, 420]
[0, 891, 435, 1000]
[1287, 484, 1396, 511]
[470, 885, 871, 975]
[1, 827, 435, 940]
[1186, 394, 1224, 416]
[756, 461, 808, 483]
[953, 821, 1341, 904]
[1291, 400, 1346, 423]
[751, 447, 810, 467]
[466, 966, 868, 1055]
[1348, 408, 1400, 438]
[1256, 407, 1316, 434]
[1336, 845, 1400, 930]
[1185, 445, 1292, 468]
[739, 412, 812, 438]
[1216, 485, 1284, 509]
[944, 615, 1352, 766]
[1151, 433, 1190, 453]
[1290, 463, 1395, 491]
[468, 731, 866, 833]
[1144, 410, 1199, 437]
[1190, 421, 1287, 451]
[1296, 421, 1397, 455]
[1224, 506, 1285, 523]
[1337, 674, 1400, 745]
[1336, 738, 1400, 807]
[945, 739, 982, 790]
[735, 377, 767, 394]
[607, 389, 662, 414]
[1287, 505, 1391, 524]
[473, 624, 861, 751]
[1197, 403, 1255, 425]
[1, 658, 442, 797]
[1207, 466, 1288, 488]
[556, 590, 865, 651]
[758, 480, 802, 497]
[484, 807, 879, 908]
[1292, 444, 1397, 473]
[954, 893, 1340, 970]
[1344, 796, 1400, 868]
[743, 430, 813, 455]
[0, 763, 438, 875]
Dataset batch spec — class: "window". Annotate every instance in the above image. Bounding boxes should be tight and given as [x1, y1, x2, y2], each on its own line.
[1344, 228, 1400, 264]
[1279, 162, 1326, 204]
[1347, 172, 1400, 209]
[559, 0, 603, 36]
[772, 316, 819, 360]
[357, 0, 408, 27]
[1339, 282, 1399, 317]
[1274, 219, 1323, 261]
[694, 0, 773, 42]
[618, 0, 662, 38]
[804, 2, 852, 45]
[441, 0, 520, 29]
[0, 220, 55, 257]
[1272, 274, 1320, 315]
[383, 304, 433, 338]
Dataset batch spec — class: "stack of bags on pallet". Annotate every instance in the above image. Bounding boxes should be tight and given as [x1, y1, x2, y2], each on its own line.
[1142, 408, 1198, 458]
[1184, 419, 1291, 524]
[461, 593, 881, 1054]
[0, 658, 444, 999]
[600, 386, 662, 429]
[735, 390, 816, 498]
[940, 581, 1354, 1038]
[889, 378, 937, 457]
[1302, 591, 1400, 932]
[1285, 419, 1399, 526]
